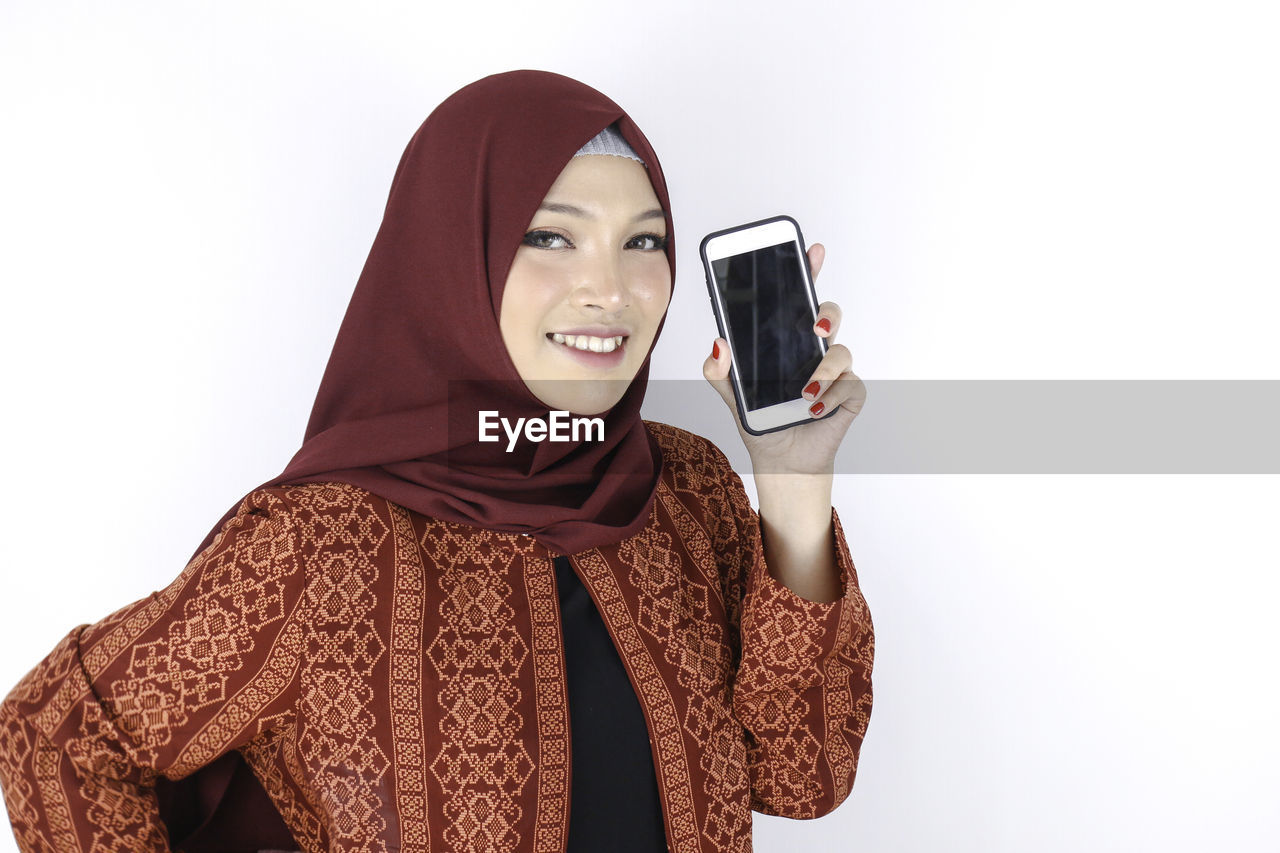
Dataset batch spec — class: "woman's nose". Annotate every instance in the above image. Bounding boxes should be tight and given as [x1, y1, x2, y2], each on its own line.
[573, 254, 629, 311]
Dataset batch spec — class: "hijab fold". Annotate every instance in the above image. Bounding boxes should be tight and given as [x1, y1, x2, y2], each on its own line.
[193, 70, 675, 559]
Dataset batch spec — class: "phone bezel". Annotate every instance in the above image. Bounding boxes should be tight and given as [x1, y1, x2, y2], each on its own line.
[699, 214, 831, 436]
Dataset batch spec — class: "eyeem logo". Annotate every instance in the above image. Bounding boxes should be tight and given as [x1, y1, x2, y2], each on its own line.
[479, 410, 605, 452]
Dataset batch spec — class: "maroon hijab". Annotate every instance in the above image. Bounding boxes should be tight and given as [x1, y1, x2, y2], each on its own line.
[193, 70, 674, 560]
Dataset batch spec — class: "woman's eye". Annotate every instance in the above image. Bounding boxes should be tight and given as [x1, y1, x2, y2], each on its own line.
[523, 230, 572, 250]
[627, 233, 668, 251]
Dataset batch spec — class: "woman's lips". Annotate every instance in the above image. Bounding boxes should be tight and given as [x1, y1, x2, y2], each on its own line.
[546, 332, 628, 368]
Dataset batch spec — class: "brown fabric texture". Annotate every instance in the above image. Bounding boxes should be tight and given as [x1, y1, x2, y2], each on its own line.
[0, 422, 875, 853]
[192, 69, 673, 563]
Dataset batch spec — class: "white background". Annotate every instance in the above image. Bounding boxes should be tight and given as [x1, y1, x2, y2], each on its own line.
[3, 1, 1279, 851]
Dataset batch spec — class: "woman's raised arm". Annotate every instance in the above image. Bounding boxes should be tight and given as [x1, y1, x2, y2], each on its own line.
[710, 451, 875, 819]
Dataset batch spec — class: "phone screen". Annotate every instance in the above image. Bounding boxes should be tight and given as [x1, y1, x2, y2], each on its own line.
[710, 240, 825, 411]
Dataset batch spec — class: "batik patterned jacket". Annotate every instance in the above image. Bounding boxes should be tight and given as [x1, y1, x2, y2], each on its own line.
[0, 422, 874, 852]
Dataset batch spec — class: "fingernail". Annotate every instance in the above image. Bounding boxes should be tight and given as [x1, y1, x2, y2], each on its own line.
[803, 380, 821, 398]
[816, 318, 832, 333]
[809, 401, 825, 417]
[711, 342, 720, 359]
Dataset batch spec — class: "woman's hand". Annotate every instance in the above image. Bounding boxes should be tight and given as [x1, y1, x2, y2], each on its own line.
[702, 242, 866, 476]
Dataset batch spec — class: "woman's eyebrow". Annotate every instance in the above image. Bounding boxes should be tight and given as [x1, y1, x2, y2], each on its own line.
[537, 202, 665, 223]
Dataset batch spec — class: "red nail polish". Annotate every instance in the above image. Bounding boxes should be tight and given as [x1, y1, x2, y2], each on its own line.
[803, 380, 821, 398]
[711, 342, 720, 359]
[816, 318, 832, 333]
[809, 401, 825, 416]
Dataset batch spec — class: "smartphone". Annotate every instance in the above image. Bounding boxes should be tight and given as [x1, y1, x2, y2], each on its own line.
[700, 215, 829, 435]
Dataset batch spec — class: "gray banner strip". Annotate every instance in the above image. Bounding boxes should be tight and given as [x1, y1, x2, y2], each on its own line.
[640, 380, 1280, 474]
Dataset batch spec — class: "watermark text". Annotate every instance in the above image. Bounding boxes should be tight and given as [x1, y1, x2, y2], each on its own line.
[478, 410, 605, 452]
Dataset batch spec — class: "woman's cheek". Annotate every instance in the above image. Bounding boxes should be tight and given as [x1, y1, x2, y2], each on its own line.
[635, 262, 671, 304]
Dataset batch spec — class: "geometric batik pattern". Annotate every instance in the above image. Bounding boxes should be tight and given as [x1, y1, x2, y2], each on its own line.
[0, 421, 874, 853]
[420, 518, 535, 852]
[291, 485, 392, 851]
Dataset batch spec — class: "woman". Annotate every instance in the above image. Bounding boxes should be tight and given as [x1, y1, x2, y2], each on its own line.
[0, 70, 873, 853]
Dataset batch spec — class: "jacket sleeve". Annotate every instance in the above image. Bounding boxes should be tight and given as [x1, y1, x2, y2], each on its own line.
[713, 454, 875, 820]
[0, 489, 310, 852]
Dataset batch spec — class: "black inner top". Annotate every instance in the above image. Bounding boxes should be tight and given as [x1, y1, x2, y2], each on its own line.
[554, 554, 667, 852]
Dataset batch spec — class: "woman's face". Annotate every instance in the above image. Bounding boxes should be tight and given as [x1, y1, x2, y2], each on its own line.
[500, 153, 672, 415]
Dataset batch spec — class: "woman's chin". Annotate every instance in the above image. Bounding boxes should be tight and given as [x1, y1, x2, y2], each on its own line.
[524, 377, 633, 416]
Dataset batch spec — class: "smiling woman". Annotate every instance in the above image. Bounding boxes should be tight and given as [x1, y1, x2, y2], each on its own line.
[500, 143, 673, 416]
[0, 70, 874, 853]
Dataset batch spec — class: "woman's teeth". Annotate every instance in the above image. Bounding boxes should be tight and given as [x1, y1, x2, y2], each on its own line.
[551, 333, 625, 353]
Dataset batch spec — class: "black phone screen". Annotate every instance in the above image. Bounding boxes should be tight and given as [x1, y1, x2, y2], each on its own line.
[711, 240, 825, 411]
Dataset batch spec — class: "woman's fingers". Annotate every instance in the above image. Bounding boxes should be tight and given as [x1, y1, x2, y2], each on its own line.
[813, 300, 843, 344]
[806, 369, 867, 419]
[807, 242, 826, 282]
[805, 245, 839, 344]
[800, 335, 866, 420]
[801, 342, 853, 403]
[703, 337, 737, 409]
